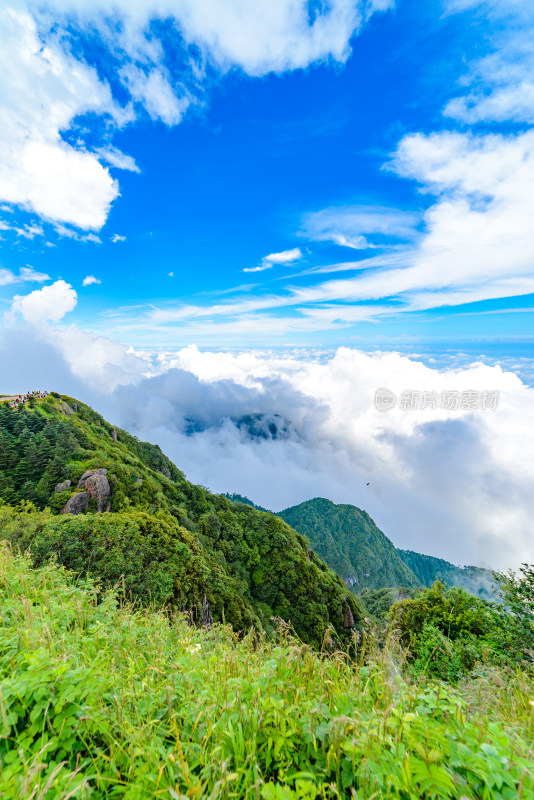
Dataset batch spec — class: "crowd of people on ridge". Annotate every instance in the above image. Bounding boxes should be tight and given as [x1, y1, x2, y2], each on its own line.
[5, 391, 48, 408]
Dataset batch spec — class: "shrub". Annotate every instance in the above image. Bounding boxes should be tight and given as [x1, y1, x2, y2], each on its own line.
[0, 548, 532, 799]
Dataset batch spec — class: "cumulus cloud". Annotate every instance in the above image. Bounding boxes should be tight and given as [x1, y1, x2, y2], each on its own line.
[0, 1, 389, 231]
[0, 8, 123, 230]
[111, 234, 126, 243]
[1, 327, 532, 569]
[82, 275, 102, 286]
[9, 279, 77, 324]
[109, 346, 534, 570]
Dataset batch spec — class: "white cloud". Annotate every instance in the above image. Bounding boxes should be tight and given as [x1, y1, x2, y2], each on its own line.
[19, 266, 50, 283]
[0, 8, 123, 230]
[82, 275, 101, 286]
[120, 65, 190, 126]
[445, 1, 534, 124]
[301, 205, 420, 248]
[104, 0, 377, 77]
[0, 1, 391, 231]
[111, 234, 126, 243]
[113, 346, 534, 569]
[243, 247, 303, 272]
[95, 147, 140, 174]
[9, 279, 77, 324]
[2, 326, 531, 569]
[172, 128, 533, 328]
[0, 269, 16, 286]
[14, 223, 44, 239]
[263, 247, 303, 264]
[0, 266, 50, 285]
[168, 271, 174, 277]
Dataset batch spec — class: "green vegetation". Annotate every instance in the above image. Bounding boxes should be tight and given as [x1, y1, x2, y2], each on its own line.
[389, 574, 534, 682]
[358, 586, 417, 622]
[278, 498, 495, 599]
[398, 549, 495, 601]
[1, 395, 534, 797]
[0, 396, 362, 647]
[279, 498, 420, 591]
[1, 546, 533, 799]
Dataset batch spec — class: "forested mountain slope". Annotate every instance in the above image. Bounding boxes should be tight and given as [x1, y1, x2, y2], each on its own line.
[278, 498, 420, 591]
[278, 498, 495, 598]
[0, 393, 362, 646]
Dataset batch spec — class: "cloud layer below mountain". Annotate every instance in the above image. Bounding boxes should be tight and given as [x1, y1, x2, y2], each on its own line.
[1, 324, 531, 570]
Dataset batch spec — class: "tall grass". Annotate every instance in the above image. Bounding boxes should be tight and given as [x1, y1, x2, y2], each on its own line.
[0, 544, 533, 799]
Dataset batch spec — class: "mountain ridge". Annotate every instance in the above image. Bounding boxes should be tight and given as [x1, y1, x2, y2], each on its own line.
[0, 392, 362, 647]
[225, 493, 495, 598]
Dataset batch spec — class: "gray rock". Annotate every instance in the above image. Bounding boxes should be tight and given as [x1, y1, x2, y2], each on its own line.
[61, 492, 89, 515]
[72, 402, 78, 411]
[60, 401, 74, 416]
[84, 473, 111, 512]
[111, 429, 117, 442]
[201, 595, 213, 628]
[343, 603, 355, 629]
[160, 467, 171, 479]
[77, 470, 94, 488]
[55, 479, 71, 493]
[77, 468, 108, 488]
[135, 478, 143, 485]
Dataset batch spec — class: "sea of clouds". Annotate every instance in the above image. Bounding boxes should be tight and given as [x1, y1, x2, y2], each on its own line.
[1, 322, 532, 571]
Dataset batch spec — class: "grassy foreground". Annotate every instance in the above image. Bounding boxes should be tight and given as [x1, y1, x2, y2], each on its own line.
[0, 546, 533, 799]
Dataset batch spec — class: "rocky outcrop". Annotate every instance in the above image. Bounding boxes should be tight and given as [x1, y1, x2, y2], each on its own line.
[85, 474, 111, 512]
[60, 401, 74, 416]
[55, 479, 71, 493]
[77, 468, 107, 488]
[111, 429, 117, 442]
[77, 468, 110, 512]
[343, 603, 355, 629]
[201, 595, 213, 628]
[61, 492, 89, 515]
[160, 467, 171, 479]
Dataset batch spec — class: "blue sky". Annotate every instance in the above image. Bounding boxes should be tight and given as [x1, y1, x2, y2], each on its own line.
[2, 1, 534, 567]
[1, 0, 534, 347]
